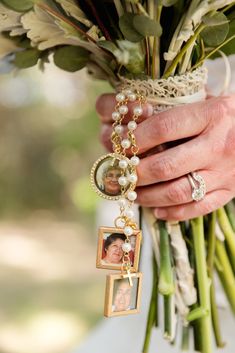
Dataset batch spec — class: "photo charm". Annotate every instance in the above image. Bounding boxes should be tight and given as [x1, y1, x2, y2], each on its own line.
[96, 226, 142, 271]
[90, 153, 135, 201]
[104, 273, 143, 317]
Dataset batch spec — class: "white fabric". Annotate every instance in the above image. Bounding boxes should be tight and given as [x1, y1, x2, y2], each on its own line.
[74, 56, 235, 353]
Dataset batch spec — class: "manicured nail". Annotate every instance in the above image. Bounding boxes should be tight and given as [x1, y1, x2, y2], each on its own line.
[154, 208, 168, 219]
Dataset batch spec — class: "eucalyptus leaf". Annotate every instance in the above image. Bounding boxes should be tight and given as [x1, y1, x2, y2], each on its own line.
[201, 12, 229, 46]
[202, 12, 229, 26]
[0, 0, 34, 12]
[13, 48, 40, 68]
[133, 15, 162, 37]
[54, 45, 89, 72]
[119, 13, 144, 42]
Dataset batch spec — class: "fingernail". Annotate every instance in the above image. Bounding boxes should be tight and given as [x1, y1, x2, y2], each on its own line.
[154, 208, 168, 219]
[145, 103, 153, 117]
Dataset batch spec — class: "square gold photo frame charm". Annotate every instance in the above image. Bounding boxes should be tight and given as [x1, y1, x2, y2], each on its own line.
[104, 272, 142, 317]
[96, 226, 142, 271]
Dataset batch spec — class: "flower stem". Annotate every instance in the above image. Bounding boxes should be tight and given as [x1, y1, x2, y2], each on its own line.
[158, 220, 174, 295]
[217, 207, 235, 273]
[163, 24, 205, 78]
[225, 201, 235, 232]
[142, 253, 158, 353]
[181, 325, 190, 351]
[206, 212, 225, 348]
[191, 216, 212, 353]
[215, 239, 235, 313]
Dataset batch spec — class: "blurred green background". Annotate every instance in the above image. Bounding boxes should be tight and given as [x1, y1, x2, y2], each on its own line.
[0, 64, 111, 353]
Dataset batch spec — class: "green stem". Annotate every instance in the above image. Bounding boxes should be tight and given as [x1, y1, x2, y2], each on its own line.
[163, 24, 205, 78]
[206, 212, 225, 347]
[158, 220, 174, 295]
[210, 276, 226, 348]
[215, 239, 235, 313]
[225, 201, 235, 232]
[217, 207, 235, 272]
[191, 217, 212, 353]
[164, 294, 175, 341]
[181, 325, 190, 351]
[142, 254, 158, 353]
[191, 34, 235, 71]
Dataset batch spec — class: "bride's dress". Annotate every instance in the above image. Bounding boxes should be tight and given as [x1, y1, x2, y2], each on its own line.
[74, 57, 235, 353]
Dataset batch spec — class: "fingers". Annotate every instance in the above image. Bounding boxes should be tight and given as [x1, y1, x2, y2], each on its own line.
[96, 93, 153, 124]
[153, 189, 232, 221]
[134, 97, 220, 154]
[136, 170, 219, 207]
[137, 135, 211, 186]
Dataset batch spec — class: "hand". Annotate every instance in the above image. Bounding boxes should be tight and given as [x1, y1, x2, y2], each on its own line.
[96, 93, 235, 221]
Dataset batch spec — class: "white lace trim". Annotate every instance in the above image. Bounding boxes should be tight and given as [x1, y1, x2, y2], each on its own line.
[117, 67, 208, 111]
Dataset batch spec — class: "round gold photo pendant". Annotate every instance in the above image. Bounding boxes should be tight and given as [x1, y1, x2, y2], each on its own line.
[90, 153, 134, 201]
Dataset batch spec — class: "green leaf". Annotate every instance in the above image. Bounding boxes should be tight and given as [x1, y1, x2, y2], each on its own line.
[97, 40, 117, 54]
[160, 0, 178, 7]
[202, 12, 229, 26]
[13, 48, 40, 68]
[0, 0, 34, 12]
[201, 12, 229, 46]
[133, 14, 162, 37]
[54, 46, 89, 72]
[119, 13, 144, 42]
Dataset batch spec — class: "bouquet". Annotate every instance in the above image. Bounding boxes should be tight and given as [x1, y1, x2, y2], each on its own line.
[0, 1, 235, 353]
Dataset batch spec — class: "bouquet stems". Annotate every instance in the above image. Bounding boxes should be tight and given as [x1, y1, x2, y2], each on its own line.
[207, 212, 225, 347]
[217, 207, 235, 273]
[142, 253, 158, 353]
[191, 216, 212, 353]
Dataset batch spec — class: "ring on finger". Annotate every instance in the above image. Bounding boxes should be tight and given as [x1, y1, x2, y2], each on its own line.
[187, 172, 206, 202]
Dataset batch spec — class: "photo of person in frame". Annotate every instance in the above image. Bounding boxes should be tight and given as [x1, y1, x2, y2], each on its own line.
[112, 277, 138, 313]
[101, 233, 126, 266]
[95, 156, 130, 197]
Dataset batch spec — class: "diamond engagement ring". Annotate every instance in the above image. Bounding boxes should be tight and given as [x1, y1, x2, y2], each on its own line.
[187, 172, 206, 201]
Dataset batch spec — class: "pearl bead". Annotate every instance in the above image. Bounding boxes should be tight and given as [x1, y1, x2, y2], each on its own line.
[116, 93, 126, 102]
[127, 121, 137, 131]
[118, 176, 127, 186]
[127, 191, 137, 201]
[118, 105, 128, 115]
[124, 89, 133, 95]
[119, 159, 128, 169]
[121, 139, 131, 149]
[122, 242, 132, 252]
[133, 106, 143, 116]
[112, 111, 120, 121]
[130, 156, 140, 166]
[125, 209, 134, 219]
[124, 226, 134, 236]
[114, 125, 124, 134]
[118, 198, 126, 207]
[127, 93, 137, 102]
[128, 173, 138, 183]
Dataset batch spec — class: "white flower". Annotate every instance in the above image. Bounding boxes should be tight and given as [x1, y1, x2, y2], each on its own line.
[55, 0, 92, 27]
[21, 5, 81, 50]
[0, 34, 20, 59]
[0, 3, 26, 36]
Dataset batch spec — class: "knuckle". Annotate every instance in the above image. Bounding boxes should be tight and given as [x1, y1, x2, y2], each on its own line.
[157, 115, 175, 139]
[167, 182, 189, 204]
[150, 157, 175, 180]
[206, 98, 226, 125]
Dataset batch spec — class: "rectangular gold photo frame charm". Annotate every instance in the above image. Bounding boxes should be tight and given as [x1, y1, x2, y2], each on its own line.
[96, 226, 142, 272]
[104, 272, 143, 317]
